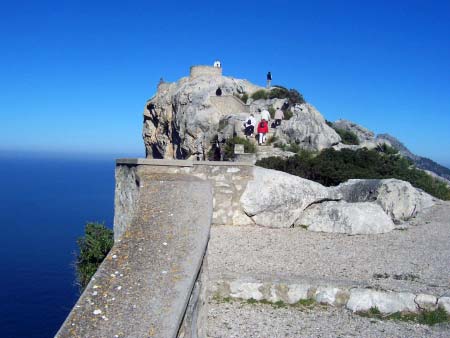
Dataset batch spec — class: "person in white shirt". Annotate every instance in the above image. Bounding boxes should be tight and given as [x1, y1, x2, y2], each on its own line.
[261, 109, 271, 122]
[243, 114, 256, 137]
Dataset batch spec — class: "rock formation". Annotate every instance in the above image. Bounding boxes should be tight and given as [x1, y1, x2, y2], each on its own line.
[143, 66, 261, 159]
[275, 103, 341, 150]
[239, 167, 434, 233]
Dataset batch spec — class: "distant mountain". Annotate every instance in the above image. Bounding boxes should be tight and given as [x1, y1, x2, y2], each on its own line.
[377, 133, 450, 181]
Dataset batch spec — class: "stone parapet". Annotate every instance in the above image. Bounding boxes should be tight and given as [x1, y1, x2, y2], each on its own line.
[190, 65, 222, 79]
[56, 174, 213, 338]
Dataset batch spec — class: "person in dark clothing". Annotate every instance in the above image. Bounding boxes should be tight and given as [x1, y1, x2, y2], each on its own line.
[216, 87, 222, 96]
[266, 71, 272, 88]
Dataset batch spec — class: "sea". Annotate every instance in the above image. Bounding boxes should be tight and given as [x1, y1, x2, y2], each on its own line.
[0, 152, 130, 338]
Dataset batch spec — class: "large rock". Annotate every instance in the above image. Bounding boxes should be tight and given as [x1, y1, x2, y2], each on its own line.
[295, 201, 395, 235]
[240, 167, 335, 228]
[335, 179, 435, 223]
[143, 70, 262, 159]
[332, 119, 391, 149]
[333, 119, 375, 143]
[275, 103, 341, 151]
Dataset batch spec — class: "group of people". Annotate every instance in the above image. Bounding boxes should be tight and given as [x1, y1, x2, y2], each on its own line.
[243, 107, 284, 145]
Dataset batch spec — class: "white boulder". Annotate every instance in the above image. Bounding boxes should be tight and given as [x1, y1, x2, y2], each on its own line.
[346, 289, 418, 313]
[240, 167, 334, 228]
[336, 179, 435, 223]
[276, 103, 341, 151]
[295, 201, 395, 235]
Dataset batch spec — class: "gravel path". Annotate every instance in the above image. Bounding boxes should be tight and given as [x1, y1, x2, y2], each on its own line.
[207, 202, 450, 295]
[206, 299, 450, 338]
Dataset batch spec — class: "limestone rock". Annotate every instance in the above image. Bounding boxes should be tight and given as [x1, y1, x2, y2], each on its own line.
[333, 119, 375, 143]
[415, 294, 438, 311]
[295, 201, 395, 235]
[438, 297, 450, 313]
[275, 103, 341, 151]
[346, 289, 418, 313]
[240, 167, 334, 228]
[336, 179, 435, 223]
[332, 119, 392, 149]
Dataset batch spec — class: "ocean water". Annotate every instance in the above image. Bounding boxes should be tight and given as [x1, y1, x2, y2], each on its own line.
[0, 153, 117, 338]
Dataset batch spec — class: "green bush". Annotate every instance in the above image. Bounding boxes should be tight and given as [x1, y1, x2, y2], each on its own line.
[269, 86, 306, 105]
[241, 93, 248, 104]
[333, 127, 360, 145]
[268, 86, 289, 99]
[287, 88, 305, 105]
[75, 222, 114, 291]
[251, 90, 268, 100]
[284, 108, 293, 120]
[256, 148, 450, 200]
[268, 106, 275, 119]
[224, 136, 256, 160]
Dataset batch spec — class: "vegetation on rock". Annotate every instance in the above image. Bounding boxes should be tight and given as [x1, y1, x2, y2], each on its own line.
[256, 148, 450, 200]
[224, 136, 256, 159]
[75, 222, 114, 291]
[250, 89, 268, 100]
[334, 127, 360, 145]
[326, 120, 360, 145]
[359, 306, 449, 326]
[250, 86, 306, 106]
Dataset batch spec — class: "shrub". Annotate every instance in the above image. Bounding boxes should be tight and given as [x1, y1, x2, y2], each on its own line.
[256, 148, 450, 200]
[75, 222, 114, 291]
[268, 86, 306, 105]
[284, 107, 293, 120]
[287, 88, 305, 105]
[241, 93, 248, 104]
[333, 127, 360, 145]
[268, 86, 290, 99]
[224, 136, 256, 160]
[251, 90, 268, 100]
[268, 106, 275, 119]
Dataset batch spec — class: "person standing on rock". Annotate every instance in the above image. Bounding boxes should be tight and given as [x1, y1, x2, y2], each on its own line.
[266, 71, 272, 88]
[274, 107, 284, 128]
[257, 119, 269, 145]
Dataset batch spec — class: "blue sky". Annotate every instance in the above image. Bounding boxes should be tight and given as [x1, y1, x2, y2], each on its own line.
[1, 0, 449, 165]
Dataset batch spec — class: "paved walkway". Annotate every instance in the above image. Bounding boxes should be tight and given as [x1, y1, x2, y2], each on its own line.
[206, 299, 450, 338]
[207, 201, 450, 296]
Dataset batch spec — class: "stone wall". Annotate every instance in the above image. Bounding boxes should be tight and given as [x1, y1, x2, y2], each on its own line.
[190, 65, 222, 79]
[209, 95, 249, 115]
[113, 165, 140, 241]
[57, 172, 213, 338]
[114, 159, 255, 240]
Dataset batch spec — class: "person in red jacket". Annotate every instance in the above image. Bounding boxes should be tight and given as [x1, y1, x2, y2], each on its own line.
[257, 119, 269, 145]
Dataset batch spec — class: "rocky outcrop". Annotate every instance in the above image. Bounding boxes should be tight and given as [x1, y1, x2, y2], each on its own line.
[275, 103, 341, 151]
[295, 201, 395, 235]
[240, 167, 335, 228]
[335, 179, 435, 223]
[333, 119, 375, 143]
[240, 168, 434, 232]
[143, 70, 262, 159]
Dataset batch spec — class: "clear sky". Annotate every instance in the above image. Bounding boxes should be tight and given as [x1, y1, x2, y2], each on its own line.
[1, 0, 449, 165]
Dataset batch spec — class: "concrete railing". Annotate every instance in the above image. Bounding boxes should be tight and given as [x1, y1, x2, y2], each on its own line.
[56, 171, 213, 338]
[56, 159, 256, 338]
